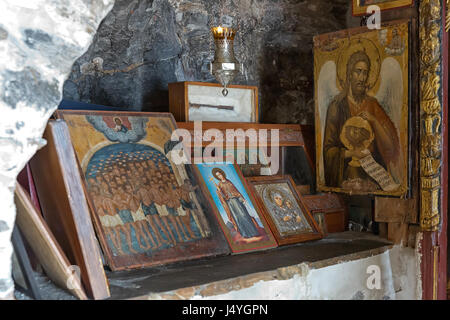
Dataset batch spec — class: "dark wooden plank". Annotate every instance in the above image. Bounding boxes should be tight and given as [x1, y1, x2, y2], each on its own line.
[16, 166, 41, 271]
[11, 227, 42, 300]
[168, 82, 188, 122]
[29, 120, 110, 300]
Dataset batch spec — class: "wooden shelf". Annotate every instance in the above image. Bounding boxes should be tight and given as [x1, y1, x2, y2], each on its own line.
[176, 122, 314, 148]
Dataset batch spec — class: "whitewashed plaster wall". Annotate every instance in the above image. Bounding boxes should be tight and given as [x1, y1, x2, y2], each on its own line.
[0, 0, 114, 299]
[191, 245, 421, 300]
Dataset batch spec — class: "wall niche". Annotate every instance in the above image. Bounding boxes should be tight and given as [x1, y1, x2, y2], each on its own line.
[63, 0, 349, 124]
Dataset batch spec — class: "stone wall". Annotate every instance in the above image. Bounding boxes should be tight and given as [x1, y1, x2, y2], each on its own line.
[63, 0, 349, 124]
[0, 0, 113, 299]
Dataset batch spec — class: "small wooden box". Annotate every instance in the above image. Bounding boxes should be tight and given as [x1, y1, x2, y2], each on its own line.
[169, 81, 258, 123]
[302, 193, 347, 233]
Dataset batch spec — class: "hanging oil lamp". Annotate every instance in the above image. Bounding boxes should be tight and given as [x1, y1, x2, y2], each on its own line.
[210, 26, 241, 96]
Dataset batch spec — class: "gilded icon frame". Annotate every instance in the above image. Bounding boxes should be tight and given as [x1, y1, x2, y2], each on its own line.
[352, 0, 414, 16]
[313, 20, 410, 197]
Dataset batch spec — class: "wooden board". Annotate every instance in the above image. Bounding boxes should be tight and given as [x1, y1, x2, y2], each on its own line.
[176, 122, 315, 183]
[14, 183, 88, 300]
[323, 211, 347, 233]
[16, 164, 42, 271]
[374, 196, 417, 223]
[352, 0, 414, 17]
[29, 120, 110, 300]
[17, 165, 40, 210]
[387, 222, 409, 245]
[55, 110, 230, 271]
[176, 121, 314, 148]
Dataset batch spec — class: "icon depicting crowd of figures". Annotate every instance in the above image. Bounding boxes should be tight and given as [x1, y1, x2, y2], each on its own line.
[82, 116, 211, 257]
[87, 148, 210, 256]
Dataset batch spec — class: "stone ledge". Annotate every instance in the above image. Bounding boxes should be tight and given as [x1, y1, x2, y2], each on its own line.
[133, 246, 393, 300]
[107, 231, 392, 300]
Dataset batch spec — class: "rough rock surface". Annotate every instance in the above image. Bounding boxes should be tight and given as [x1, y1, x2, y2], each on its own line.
[0, 0, 114, 299]
[63, 0, 349, 124]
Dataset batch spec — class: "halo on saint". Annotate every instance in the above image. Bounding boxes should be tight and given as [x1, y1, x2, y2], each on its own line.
[336, 38, 381, 91]
[212, 168, 227, 180]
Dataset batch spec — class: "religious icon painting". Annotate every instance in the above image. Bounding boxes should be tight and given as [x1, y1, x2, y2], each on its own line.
[55, 110, 230, 271]
[313, 20, 410, 197]
[194, 162, 277, 253]
[247, 176, 323, 246]
[352, 0, 414, 16]
[312, 212, 328, 236]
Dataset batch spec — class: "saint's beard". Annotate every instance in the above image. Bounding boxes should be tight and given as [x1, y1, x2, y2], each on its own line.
[350, 82, 367, 103]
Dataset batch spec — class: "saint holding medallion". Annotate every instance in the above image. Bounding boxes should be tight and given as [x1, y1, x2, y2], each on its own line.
[314, 22, 409, 196]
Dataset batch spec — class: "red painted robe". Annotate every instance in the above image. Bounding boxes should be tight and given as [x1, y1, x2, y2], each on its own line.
[323, 94, 400, 188]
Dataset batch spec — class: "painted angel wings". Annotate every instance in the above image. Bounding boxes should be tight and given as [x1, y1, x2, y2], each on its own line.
[375, 57, 404, 129]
